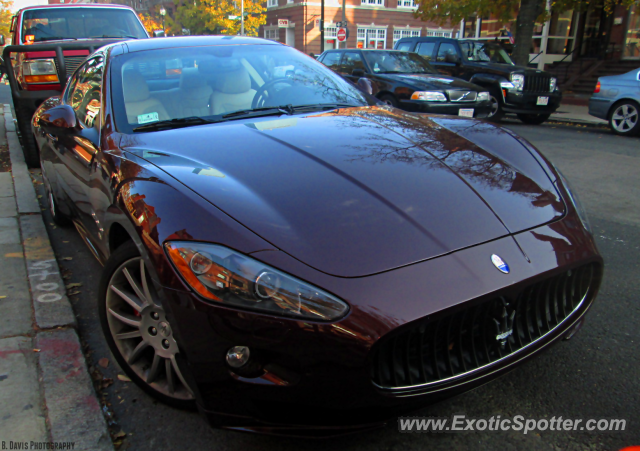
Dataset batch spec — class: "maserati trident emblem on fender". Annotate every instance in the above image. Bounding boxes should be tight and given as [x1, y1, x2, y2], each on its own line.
[491, 254, 510, 274]
[493, 299, 516, 347]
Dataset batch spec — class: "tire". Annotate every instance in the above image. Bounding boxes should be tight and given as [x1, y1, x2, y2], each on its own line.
[14, 106, 40, 168]
[98, 241, 196, 410]
[517, 113, 551, 125]
[486, 94, 504, 122]
[379, 94, 399, 108]
[608, 100, 640, 136]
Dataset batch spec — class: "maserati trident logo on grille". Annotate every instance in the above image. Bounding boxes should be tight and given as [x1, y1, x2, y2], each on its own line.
[491, 254, 510, 274]
[493, 300, 516, 347]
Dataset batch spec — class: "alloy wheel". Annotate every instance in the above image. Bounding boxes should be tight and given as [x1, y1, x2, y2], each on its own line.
[611, 103, 638, 133]
[488, 95, 499, 118]
[105, 256, 194, 400]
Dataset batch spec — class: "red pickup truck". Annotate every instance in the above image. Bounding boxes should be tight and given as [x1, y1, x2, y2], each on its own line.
[3, 3, 149, 166]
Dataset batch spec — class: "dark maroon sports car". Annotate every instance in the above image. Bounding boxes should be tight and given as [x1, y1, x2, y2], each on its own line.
[33, 36, 602, 436]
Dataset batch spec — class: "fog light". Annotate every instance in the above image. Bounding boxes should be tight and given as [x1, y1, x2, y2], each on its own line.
[226, 346, 250, 368]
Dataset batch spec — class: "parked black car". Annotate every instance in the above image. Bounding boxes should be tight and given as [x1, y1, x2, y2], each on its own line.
[394, 37, 561, 124]
[318, 49, 492, 118]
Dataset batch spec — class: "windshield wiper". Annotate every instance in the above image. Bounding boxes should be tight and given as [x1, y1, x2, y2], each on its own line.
[90, 35, 139, 39]
[133, 116, 218, 132]
[222, 105, 296, 119]
[36, 37, 77, 42]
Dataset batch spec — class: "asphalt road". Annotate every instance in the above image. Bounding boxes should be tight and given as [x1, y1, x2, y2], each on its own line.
[4, 83, 638, 450]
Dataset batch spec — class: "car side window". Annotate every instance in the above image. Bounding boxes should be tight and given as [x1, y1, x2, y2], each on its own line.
[436, 43, 459, 63]
[321, 52, 343, 71]
[415, 42, 436, 60]
[342, 52, 365, 74]
[68, 57, 104, 128]
[396, 42, 413, 52]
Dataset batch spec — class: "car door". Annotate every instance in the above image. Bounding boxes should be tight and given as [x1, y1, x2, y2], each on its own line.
[53, 56, 104, 235]
[433, 42, 462, 77]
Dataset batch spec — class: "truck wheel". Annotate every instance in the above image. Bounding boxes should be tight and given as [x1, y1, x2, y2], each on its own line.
[15, 107, 40, 168]
[487, 94, 504, 122]
[379, 94, 399, 108]
[517, 113, 551, 125]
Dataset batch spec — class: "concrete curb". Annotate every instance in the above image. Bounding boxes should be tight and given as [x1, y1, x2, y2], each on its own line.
[4, 105, 114, 450]
[547, 117, 609, 129]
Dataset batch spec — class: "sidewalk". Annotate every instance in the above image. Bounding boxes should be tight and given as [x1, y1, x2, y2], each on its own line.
[548, 94, 608, 127]
[0, 105, 113, 450]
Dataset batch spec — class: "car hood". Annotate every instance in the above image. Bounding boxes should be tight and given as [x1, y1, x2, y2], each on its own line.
[124, 106, 564, 278]
[376, 73, 481, 91]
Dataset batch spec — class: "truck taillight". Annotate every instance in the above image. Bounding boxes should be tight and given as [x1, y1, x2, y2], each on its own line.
[22, 59, 59, 84]
[594, 81, 600, 93]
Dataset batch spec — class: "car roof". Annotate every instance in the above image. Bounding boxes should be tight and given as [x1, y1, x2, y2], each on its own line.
[123, 36, 282, 53]
[18, 3, 136, 12]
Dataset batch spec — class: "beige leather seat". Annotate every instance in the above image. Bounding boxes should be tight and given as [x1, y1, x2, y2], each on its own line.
[210, 67, 256, 115]
[123, 71, 170, 124]
[173, 67, 213, 118]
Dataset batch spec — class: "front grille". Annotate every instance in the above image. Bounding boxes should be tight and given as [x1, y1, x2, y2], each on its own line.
[54, 55, 88, 79]
[371, 264, 598, 389]
[524, 74, 552, 92]
[447, 90, 477, 102]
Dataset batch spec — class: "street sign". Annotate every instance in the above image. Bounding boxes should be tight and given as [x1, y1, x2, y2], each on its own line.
[278, 19, 289, 27]
[337, 27, 347, 42]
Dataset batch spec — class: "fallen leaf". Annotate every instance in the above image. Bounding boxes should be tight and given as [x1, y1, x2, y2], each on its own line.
[66, 283, 82, 289]
[37, 195, 42, 199]
[113, 431, 126, 439]
[68, 290, 81, 296]
[101, 378, 114, 389]
[62, 257, 73, 261]
[98, 357, 109, 368]
[117, 374, 131, 382]
[63, 241, 69, 243]
[33, 349, 41, 352]
[0, 296, 6, 299]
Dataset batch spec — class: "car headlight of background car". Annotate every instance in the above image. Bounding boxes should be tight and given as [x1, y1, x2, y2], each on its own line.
[550, 77, 557, 92]
[411, 91, 447, 102]
[477, 92, 490, 101]
[22, 59, 59, 84]
[510, 73, 525, 91]
[165, 242, 349, 321]
[554, 168, 591, 233]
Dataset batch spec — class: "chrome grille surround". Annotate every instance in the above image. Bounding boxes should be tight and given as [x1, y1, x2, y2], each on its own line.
[371, 263, 599, 391]
[447, 90, 477, 102]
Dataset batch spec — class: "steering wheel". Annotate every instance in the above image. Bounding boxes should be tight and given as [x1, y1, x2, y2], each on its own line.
[252, 78, 295, 109]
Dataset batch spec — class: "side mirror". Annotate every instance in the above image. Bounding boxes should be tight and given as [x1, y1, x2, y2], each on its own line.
[444, 53, 460, 64]
[153, 30, 165, 38]
[0, 35, 5, 46]
[352, 69, 366, 77]
[38, 104, 77, 134]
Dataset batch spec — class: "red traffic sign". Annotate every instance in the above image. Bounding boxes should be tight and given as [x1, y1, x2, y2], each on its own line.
[337, 28, 347, 42]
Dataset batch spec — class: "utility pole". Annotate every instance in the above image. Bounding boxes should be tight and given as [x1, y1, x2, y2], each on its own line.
[320, 0, 324, 53]
[241, 0, 244, 36]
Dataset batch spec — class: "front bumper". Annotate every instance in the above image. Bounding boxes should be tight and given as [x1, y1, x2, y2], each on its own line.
[502, 90, 562, 115]
[160, 210, 601, 436]
[399, 99, 492, 118]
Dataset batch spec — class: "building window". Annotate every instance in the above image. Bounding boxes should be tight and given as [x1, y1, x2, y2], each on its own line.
[426, 29, 453, 38]
[357, 27, 386, 49]
[362, 0, 384, 6]
[267, 0, 278, 7]
[397, 0, 417, 8]
[393, 28, 420, 45]
[264, 29, 279, 40]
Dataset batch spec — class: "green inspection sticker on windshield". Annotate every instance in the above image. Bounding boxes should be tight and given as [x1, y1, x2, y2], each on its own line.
[138, 112, 159, 124]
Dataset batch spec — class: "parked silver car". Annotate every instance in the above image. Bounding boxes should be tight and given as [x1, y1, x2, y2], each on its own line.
[589, 67, 640, 136]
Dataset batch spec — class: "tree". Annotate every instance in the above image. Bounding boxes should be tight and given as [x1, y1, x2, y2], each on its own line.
[0, 0, 13, 43]
[414, 0, 636, 66]
[173, 0, 266, 36]
[139, 12, 163, 34]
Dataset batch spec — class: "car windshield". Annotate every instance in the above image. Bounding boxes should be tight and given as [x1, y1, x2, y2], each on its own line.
[362, 51, 438, 74]
[460, 41, 514, 65]
[111, 44, 374, 133]
[21, 7, 148, 43]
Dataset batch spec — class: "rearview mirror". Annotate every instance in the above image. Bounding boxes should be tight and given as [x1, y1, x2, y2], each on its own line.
[38, 104, 77, 133]
[153, 30, 165, 38]
[352, 69, 366, 77]
[0, 35, 5, 46]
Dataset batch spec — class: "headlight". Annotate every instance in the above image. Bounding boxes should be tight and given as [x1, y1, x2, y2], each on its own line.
[165, 242, 350, 321]
[500, 81, 515, 89]
[22, 59, 59, 84]
[510, 73, 525, 91]
[411, 91, 447, 102]
[477, 91, 490, 101]
[550, 77, 557, 92]
[554, 168, 591, 233]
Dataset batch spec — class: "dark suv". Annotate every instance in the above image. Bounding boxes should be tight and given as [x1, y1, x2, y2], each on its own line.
[394, 37, 562, 124]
